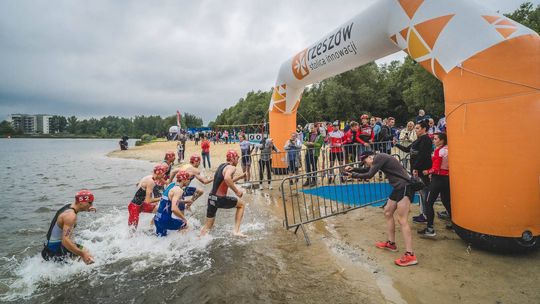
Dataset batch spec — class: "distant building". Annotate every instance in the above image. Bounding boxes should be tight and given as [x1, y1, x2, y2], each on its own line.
[8, 114, 53, 134]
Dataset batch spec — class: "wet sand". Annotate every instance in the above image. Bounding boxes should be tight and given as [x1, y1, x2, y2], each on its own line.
[109, 141, 540, 304]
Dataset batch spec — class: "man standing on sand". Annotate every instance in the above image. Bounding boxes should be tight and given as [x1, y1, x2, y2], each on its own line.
[42, 190, 96, 264]
[200, 150, 247, 237]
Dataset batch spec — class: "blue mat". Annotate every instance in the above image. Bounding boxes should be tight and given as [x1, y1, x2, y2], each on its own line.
[300, 183, 420, 207]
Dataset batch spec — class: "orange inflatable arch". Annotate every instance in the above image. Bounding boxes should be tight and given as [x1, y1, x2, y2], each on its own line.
[268, 0, 539, 252]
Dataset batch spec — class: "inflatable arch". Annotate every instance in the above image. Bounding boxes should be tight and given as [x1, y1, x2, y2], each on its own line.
[268, 0, 539, 252]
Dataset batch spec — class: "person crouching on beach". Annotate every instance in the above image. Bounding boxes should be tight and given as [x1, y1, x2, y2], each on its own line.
[154, 170, 192, 236]
[42, 190, 96, 264]
[200, 150, 247, 237]
[128, 163, 168, 230]
[345, 151, 418, 267]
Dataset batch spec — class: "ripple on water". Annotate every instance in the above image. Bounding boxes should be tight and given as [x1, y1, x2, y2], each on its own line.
[35, 207, 55, 213]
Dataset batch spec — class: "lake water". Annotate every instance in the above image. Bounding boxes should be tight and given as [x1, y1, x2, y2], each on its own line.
[0, 139, 383, 304]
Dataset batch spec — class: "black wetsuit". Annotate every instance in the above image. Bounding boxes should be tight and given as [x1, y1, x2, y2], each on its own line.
[41, 204, 83, 262]
[206, 163, 238, 218]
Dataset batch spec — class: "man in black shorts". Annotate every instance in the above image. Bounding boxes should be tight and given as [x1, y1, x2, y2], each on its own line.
[345, 151, 418, 267]
[200, 150, 247, 237]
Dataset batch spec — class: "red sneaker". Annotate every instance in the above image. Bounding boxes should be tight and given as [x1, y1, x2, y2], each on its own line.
[395, 252, 418, 267]
[375, 241, 397, 252]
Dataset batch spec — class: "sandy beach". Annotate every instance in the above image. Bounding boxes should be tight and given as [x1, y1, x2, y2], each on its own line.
[108, 140, 540, 304]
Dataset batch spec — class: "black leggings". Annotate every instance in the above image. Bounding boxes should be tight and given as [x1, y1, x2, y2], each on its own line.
[259, 159, 272, 183]
[425, 175, 451, 227]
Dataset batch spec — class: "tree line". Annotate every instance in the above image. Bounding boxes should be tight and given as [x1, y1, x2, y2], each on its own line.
[211, 3, 539, 128]
[0, 113, 203, 138]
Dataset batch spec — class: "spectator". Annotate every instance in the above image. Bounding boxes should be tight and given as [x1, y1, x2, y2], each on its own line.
[343, 121, 361, 164]
[303, 124, 324, 187]
[418, 133, 451, 237]
[436, 115, 446, 133]
[201, 135, 211, 169]
[256, 137, 279, 189]
[427, 118, 437, 139]
[239, 134, 254, 185]
[415, 109, 431, 123]
[377, 117, 395, 154]
[284, 132, 302, 185]
[223, 130, 229, 144]
[328, 121, 345, 183]
[394, 120, 433, 224]
[194, 131, 200, 145]
[399, 121, 417, 147]
[371, 117, 381, 142]
[359, 114, 374, 155]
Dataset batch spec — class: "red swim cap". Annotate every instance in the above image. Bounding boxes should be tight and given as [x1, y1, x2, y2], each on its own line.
[226, 150, 239, 162]
[190, 154, 201, 164]
[75, 190, 94, 203]
[176, 170, 191, 182]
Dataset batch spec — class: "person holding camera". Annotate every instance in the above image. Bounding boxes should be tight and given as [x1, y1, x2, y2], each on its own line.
[345, 151, 418, 267]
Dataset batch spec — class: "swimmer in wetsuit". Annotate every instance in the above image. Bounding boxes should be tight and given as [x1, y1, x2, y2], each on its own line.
[169, 154, 213, 208]
[41, 190, 96, 264]
[200, 150, 247, 237]
[128, 163, 168, 229]
[154, 170, 192, 237]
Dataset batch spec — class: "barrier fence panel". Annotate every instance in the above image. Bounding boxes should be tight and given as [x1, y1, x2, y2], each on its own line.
[278, 160, 398, 245]
[238, 141, 412, 187]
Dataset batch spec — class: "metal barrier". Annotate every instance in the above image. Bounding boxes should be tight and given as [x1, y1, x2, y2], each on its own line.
[279, 160, 395, 245]
[238, 141, 411, 187]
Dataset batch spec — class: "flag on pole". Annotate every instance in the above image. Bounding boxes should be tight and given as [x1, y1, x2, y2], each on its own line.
[176, 110, 182, 139]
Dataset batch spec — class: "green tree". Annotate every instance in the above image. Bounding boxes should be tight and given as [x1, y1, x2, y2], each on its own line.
[0, 120, 16, 135]
[67, 116, 78, 134]
[505, 2, 540, 33]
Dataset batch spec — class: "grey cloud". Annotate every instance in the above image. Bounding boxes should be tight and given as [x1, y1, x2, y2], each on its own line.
[1, 0, 536, 123]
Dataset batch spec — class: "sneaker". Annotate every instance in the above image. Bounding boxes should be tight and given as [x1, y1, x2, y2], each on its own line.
[395, 252, 418, 267]
[268, 185, 273, 190]
[417, 227, 436, 237]
[375, 241, 397, 252]
[412, 214, 427, 224]
[437, 211, 450, 220]
[302, 180, 311, 187]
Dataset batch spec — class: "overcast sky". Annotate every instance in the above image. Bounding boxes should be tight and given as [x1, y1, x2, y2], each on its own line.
[1, 0, 537, 123]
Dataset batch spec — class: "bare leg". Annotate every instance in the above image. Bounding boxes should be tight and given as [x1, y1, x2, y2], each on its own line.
[383, 199, 397, 243]
[200, 217, 215, 236]
[396, 197, 413, 252]
[192, 189, 204, 202]
[233, 201, 247, 237]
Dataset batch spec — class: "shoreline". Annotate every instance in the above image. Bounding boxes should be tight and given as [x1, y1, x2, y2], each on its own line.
[108, 140, 540, 303]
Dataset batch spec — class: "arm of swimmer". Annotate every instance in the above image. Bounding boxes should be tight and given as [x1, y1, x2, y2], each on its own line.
[232, 173, 245, 183]
[195, 173, 213, 184]
[60, 213, 85, 257]
[171, 189, 188, 223]
[224, 166, 241, 195]
[169, 168, 180, 183]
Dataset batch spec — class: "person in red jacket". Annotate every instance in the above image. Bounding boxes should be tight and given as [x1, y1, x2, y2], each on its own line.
[418, 133, 450, 237]
[201, 135, 211, 169]
[343, 121, 362, 163]
[327, 121, 344, 183]
[358, 114, 374, 155]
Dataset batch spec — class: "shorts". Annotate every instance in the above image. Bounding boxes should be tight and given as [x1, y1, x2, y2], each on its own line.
[41, 243, 83, 262]
[389, 186, 415, 202]
[330, 151, 343, 162]
[183, 186, 197, 198]
[155, 218, 186, 237]
[241, 155, 252, 166]
[206, 195, 238, 218]
[128, 201, 156, 228]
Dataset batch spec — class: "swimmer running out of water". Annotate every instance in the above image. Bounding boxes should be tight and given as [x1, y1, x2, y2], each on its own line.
[128, 163, 168, 230]
[154, 170, 192, 236]
[41, 190, 96, 264]
[200, 150, 247, 237]
[169, 154, 213, 208]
